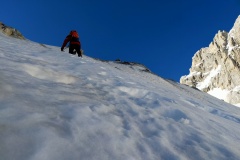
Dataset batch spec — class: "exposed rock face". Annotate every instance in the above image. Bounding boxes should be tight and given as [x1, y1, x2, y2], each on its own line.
[180, 16, 240, 106]
[0, 22, 25, 39]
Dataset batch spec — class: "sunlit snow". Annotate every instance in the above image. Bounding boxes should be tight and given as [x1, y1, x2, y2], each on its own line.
[196, 65, 222, 90]
[1, 33, 240, 160]
[208, 88, 230, 101]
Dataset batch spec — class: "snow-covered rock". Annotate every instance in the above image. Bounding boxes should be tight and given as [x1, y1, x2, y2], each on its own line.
[181, 15, 240, 106]
[0, 22, 24, 39]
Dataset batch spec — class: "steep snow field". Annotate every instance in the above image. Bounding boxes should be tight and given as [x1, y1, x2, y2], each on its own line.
[0, 33, 240, 160]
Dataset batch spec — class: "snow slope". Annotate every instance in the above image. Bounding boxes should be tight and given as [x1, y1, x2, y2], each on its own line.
[0, 32, 240, 160]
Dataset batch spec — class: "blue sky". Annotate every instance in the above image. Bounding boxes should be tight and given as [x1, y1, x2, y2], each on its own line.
[1, 0, 240, 81]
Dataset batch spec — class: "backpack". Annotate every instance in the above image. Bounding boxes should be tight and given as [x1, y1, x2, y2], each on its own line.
[70, 30, 79, 38]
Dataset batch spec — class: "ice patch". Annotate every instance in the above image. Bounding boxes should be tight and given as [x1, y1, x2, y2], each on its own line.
[118, 86, 148, 97]
[98, 72, 107, 76]
[22, 64, 76, 84]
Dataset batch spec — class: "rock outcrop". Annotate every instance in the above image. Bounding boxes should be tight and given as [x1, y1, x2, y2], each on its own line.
[0, 22, 24, 39]
[180, 16, 240, 106]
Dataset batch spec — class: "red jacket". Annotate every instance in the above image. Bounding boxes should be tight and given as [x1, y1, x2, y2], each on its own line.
[61, 34, 81, 49]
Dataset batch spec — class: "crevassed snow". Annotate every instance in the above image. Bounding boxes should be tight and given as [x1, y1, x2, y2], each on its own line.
[1, 33, 240, 160]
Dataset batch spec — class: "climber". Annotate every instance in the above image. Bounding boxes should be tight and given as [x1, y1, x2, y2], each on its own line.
[61, 30, 82, 57]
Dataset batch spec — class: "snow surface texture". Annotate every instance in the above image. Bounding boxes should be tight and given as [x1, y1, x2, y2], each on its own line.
[0, 33, 240, 160]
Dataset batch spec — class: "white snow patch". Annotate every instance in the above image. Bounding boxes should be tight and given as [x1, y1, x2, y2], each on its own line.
[208, 88, 229, 101]
[233, 85, 240, 92]
[197, 65, 222, 90]
[234, 103, 240, 107]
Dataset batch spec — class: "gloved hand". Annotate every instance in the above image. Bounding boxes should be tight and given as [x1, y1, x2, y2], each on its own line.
[61, 47, 64, 51]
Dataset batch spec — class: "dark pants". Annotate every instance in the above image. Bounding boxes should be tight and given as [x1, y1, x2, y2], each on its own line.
[69, 44, 82, 57]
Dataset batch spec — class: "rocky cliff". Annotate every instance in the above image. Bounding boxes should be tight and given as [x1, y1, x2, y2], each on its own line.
[180, 16, 240, 106]
[0, 22, 24, 39]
